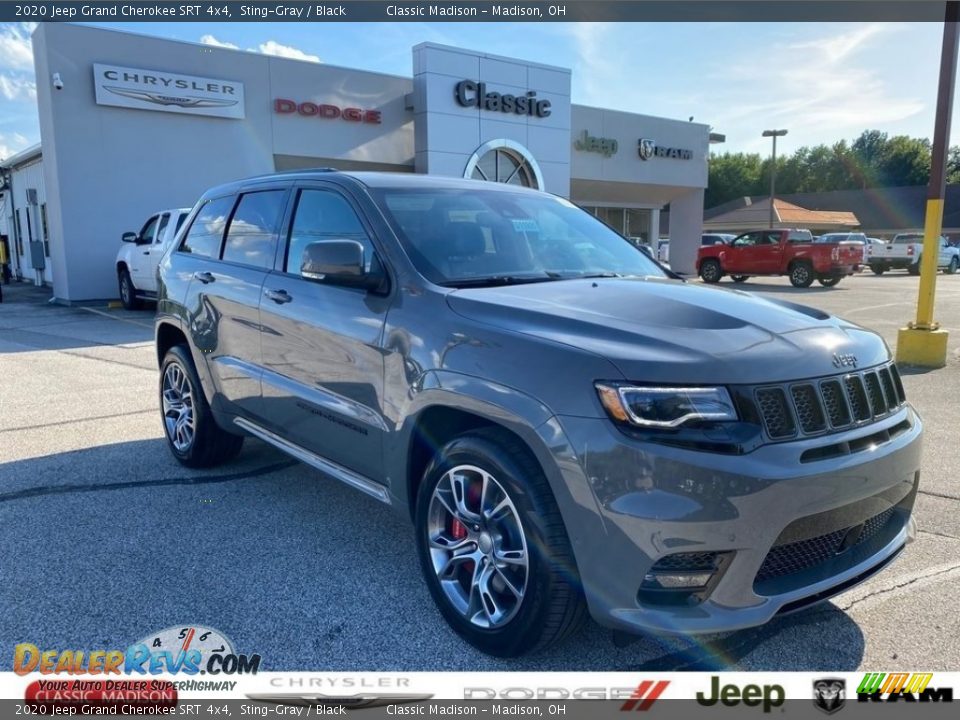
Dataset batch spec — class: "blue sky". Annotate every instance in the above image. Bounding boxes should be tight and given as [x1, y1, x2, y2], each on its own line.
[0, 21, 951, 161]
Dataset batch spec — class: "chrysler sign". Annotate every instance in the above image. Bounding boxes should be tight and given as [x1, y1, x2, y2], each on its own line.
[93, 64, 245, 119]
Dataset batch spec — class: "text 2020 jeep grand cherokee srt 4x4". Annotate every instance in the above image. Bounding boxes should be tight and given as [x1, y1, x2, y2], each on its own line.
[155, 172, 921, 656]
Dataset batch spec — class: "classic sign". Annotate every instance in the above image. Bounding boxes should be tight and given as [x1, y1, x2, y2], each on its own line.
[454, 80, 551, 118]
[93, 64, 244, 119]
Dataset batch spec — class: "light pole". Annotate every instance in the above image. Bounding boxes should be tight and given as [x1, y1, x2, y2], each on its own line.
[762, 129, 788, 228]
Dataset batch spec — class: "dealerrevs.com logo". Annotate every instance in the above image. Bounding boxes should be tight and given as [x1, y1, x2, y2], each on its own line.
[13, 625, 261, 676]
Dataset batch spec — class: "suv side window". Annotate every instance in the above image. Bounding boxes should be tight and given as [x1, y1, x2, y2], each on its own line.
[221, 190, 286, 269]
[180, 196, 236, 258]
[732, 231, 763, 247]
[284, 189, 372, 274]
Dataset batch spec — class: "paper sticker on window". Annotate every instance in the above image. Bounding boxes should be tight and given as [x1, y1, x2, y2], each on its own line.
[511, 218, 539, 233]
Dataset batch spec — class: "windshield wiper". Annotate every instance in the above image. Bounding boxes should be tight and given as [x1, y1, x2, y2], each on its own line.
[440, 273, 561, 288]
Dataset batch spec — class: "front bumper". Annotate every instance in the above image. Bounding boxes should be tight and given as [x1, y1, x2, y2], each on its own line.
[550, 406, 922, 635]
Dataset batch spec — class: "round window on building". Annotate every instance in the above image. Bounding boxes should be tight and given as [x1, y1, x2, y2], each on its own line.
[464, 140, 544, 190]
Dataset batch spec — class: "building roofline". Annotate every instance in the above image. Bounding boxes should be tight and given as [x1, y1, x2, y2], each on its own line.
[0, 143, 42, 169]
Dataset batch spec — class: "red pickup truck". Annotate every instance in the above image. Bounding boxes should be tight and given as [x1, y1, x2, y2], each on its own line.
[696, 228, 861, 288]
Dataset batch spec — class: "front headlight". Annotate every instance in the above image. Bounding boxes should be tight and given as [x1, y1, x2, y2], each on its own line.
[595, 383, 738, 428]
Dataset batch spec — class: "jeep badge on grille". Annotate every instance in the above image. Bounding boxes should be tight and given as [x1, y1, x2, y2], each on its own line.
[832, 353, 858, 368]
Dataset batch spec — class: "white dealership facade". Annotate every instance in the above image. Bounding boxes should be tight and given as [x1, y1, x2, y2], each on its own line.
[6, 23, 708, 302]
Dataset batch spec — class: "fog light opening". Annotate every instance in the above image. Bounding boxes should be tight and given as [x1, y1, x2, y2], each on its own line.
[638, 551, 733, 607]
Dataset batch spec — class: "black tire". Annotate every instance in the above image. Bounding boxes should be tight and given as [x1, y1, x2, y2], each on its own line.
[159, 344, 243, 468]
[948, 257, 958, 275]
[908, 259, 921, 276]
[730, 275, 749, 283]
[415, 428, 587, 657]
[699, 259, 722, 284]
[870, 264, 886, 275]
[118, 267, 141, 310]
[817, 276, 841, 287]
[789, 261, 815, 288]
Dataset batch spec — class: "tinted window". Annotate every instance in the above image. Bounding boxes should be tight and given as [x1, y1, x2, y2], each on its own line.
[371, 188, 665, 285]
[285, 190, 371, 273]
[156, 213, 170, 244]
[222, 190, 286, 269]
[139, 215, 160, 244]
[788, 230, 813, 243]
[175, 212, 188, 234]
[180, 196, 235, 258]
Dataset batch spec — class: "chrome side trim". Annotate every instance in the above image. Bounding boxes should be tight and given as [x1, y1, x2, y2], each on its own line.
[232, 416, 391, 505]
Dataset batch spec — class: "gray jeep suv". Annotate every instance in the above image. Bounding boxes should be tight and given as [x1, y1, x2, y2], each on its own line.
[155, 171, 922, 656]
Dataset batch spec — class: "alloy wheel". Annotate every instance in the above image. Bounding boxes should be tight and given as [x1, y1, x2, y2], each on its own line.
[161, 362, 196, 451]
[426, 465, 529, 629]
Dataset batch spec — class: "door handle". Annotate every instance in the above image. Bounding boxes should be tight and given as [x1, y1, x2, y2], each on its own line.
[264, 288, 293, 304]
[143, 251, 150, 255]
[193, 271, 215, 284]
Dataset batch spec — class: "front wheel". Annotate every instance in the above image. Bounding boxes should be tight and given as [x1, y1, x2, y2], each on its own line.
[160, 345, 244, 468]
[789, 262, 815, 288]
[908, 259, 921, 275]
[415, 430, 586, 656]
[947, 257, 958, 275]
[818, 276, 841, 287]
[118, 268, 141, 310]
[699, 259, 722, 284]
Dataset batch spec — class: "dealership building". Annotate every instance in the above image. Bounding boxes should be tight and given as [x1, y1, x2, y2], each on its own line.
[2, 23, 709, 302]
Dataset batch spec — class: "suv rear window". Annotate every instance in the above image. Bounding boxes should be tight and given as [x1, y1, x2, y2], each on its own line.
[180, 196, 235, 258]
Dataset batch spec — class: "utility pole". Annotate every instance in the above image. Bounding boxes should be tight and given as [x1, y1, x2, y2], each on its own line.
[897, 1, 959, 367]
[762, 129, 788, 228]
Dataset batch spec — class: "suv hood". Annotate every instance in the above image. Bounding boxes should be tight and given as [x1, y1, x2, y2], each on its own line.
[446, 277, 888, 384]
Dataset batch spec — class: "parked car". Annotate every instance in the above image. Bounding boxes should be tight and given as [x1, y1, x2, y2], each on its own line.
[155, 171, 921, 656]
[818, 232, 868, 268]
[702, 233, 735, 246]
[116, 208, 191, 309]
[656, 237, 670, 263]
[867, 233, 959, 275]
[697, 228, 861, 287]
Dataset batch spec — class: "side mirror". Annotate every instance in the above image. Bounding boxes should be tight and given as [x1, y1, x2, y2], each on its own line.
[122, 232, 138, 243]
[301, 240, 385, 291]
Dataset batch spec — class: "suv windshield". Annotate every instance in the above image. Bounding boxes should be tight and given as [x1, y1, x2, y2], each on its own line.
[370, 188, 666, 287]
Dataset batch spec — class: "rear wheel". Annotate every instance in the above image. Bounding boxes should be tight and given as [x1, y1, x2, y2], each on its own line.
[160, 345, 244, 468]
[870, 264, 886, 276]
[947, 257, 958, 275]
[817, 276, 841, 287]
[789, 262, 814, 288]
[699, 259, 722, 284]
[731, 275, 749, 283]
[415, 429, 586, 656]
[118, 268, 141, 310]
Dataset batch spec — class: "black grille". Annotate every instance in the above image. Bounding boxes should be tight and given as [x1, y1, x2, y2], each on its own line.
[791, 384, 827, 433]
[756, 508, 897, 583]
[821, 380, 851, 427]
[890, 363, 907, 403]
[747, 363, 904, 441]
[844, 375, 871, 421]
[649, 552, 719, 573]
[756, 388, 796, 438]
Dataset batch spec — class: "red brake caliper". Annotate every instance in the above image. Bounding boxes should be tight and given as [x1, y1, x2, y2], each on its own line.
[450, 517, 467, 540]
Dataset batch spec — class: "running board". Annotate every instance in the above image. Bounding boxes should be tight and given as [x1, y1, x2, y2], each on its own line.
[232, 417, 391, 505]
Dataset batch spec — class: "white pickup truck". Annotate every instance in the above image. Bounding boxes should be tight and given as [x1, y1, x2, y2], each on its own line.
[115, 208, 191, 309]
[867, 232, 959, 276]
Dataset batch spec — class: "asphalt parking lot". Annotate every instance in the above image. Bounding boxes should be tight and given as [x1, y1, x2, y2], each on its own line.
[1, 272, 959, 671]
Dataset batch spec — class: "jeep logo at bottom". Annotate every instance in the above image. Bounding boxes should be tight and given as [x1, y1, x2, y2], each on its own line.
[696, 676, 785, 712]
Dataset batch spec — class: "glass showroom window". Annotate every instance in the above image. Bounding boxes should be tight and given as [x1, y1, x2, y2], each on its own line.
[464, 140, 543, 190]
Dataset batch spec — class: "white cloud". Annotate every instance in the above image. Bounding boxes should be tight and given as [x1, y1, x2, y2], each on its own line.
[199, 34, 320, 63]
[254, 40, 320, 63]
[0, 23, 35, 71]
[0, 130, 31, 161]
[200, 34, 239, 50]
[0, 72, 35, 101]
